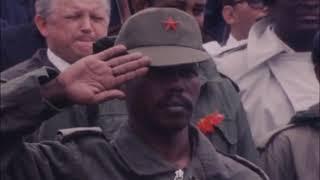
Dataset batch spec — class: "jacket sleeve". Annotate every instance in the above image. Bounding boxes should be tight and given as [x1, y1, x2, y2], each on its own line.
[0, 67, 87, 180]
[0, 67, 61, 139]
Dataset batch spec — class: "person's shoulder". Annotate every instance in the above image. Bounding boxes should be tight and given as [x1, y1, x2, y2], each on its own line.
[257, 124, 297, 151]
[1, 49, 49, 81]
[56, 127, 110, 143]
[217, 151, 269, 180]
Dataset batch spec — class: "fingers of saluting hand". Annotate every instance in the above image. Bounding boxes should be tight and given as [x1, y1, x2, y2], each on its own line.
[107, 52, 143, 68]
[96, 45, 127, 60]
[110, 55, 150, 76]
[114, 67, 149, 86]
[93, 89, 126, 103]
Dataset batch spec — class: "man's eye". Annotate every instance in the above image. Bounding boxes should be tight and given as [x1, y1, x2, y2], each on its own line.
[179, 70, 198, 78]
[91, 16, 105, 22]
[65, 15, 79, 20]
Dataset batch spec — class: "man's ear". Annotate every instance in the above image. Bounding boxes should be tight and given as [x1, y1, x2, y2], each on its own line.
[34, 15, 49, 37]
[222, 6, 236, 25]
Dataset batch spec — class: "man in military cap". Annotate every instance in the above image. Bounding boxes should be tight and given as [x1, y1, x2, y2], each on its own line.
[123, 0, 260, 164]
[207, 0, 320, 144]
[0, 8, 268, 180]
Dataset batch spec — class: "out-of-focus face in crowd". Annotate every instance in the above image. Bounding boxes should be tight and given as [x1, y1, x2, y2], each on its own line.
[35, 0, 110, 63]
[222, 0, 267, 40]
[267, 0, 320, 51]
[269, 0, 319, 34]
[131, 0, 207, 29]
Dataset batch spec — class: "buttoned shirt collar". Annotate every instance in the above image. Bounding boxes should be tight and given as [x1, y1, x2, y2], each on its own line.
[226, 34, 239, 47]
[47, 49, 71, 72]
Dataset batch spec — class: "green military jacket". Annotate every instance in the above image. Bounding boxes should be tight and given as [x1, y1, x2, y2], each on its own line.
[0, 50, 258, 164]
[0, 74, 268, 179]
[258, 104, 320, 180]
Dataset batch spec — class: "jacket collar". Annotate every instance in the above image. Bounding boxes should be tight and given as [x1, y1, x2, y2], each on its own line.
[35, 48, 57, 69]
[110, 123, 225, 177]
[245, 18, 293, 71]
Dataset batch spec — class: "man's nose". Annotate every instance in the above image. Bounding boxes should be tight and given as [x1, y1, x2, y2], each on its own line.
[167, 73, 187, 93]
[80, 16, 93, 33]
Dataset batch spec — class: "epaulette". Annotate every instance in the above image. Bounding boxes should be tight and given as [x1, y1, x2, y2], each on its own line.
[218, 151, 269, 180]
[257, 124, 296, 151]
[215, 43, 247, 57]
[56, 127, 107, 143]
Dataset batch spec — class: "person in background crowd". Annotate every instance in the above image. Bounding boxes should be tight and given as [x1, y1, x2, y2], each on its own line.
[1, 23, 46, 72]
[206, 0, 320, 144]
[0, 0, 126, 72]
[202, 0, 226, 43]
[0, 0, 133, 141]
[0, 8, 268, 180]
[203, 0, 267, 53]
[0, 0, 35, 28]
[258, 31, 320, 180]
[221, 0, 267, 45]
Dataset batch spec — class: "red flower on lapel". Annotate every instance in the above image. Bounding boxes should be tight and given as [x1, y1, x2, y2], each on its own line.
[197, 112, 224, 134]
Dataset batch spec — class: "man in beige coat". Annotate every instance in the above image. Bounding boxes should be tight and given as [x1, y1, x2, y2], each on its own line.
[206, 0, 320, 144]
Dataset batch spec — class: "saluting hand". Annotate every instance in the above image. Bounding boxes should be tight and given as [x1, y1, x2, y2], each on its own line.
[43, 45, 150, 104]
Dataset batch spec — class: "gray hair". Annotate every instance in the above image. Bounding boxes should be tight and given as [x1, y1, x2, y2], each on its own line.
[35, 0, 111, 19]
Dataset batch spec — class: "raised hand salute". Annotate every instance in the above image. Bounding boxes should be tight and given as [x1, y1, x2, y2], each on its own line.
[41, 45, 150, 104]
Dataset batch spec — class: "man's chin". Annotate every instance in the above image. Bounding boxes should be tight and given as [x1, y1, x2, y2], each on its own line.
[74, 42, 93, 54]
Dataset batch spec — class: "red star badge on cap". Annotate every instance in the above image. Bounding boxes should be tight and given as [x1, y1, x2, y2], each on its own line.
[162, 17, 179, 31]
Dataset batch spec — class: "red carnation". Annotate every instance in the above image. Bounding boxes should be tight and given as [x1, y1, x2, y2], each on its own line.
[197, 112, 224, 134]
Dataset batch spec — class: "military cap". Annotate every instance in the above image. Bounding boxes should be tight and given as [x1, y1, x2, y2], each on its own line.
[115, 8, 210, 67]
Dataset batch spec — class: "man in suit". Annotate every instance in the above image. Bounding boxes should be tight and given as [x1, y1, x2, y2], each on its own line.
[0, 0, 132, 141]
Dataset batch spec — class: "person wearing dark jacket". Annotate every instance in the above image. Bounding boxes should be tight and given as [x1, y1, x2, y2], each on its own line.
[0, 0, 35, 28]
[1, 0, 260, 165]
[0, 23, 46, 71]
[0, 8, 268, 180]
[258, 31, 320, 180]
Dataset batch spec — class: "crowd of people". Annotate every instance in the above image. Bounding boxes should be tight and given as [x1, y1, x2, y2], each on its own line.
[0, 0, 319, 180]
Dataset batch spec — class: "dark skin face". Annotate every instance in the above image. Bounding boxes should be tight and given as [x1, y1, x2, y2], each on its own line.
[131, 0, 207, 29]
[125, 63, 201, 135]
[270, 0, 320, 51]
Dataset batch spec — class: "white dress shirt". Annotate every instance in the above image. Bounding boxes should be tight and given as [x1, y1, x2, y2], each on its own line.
[203, 34, 247, 57]
[207, 19, 320, 144]
[47, 49, 71, 72]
